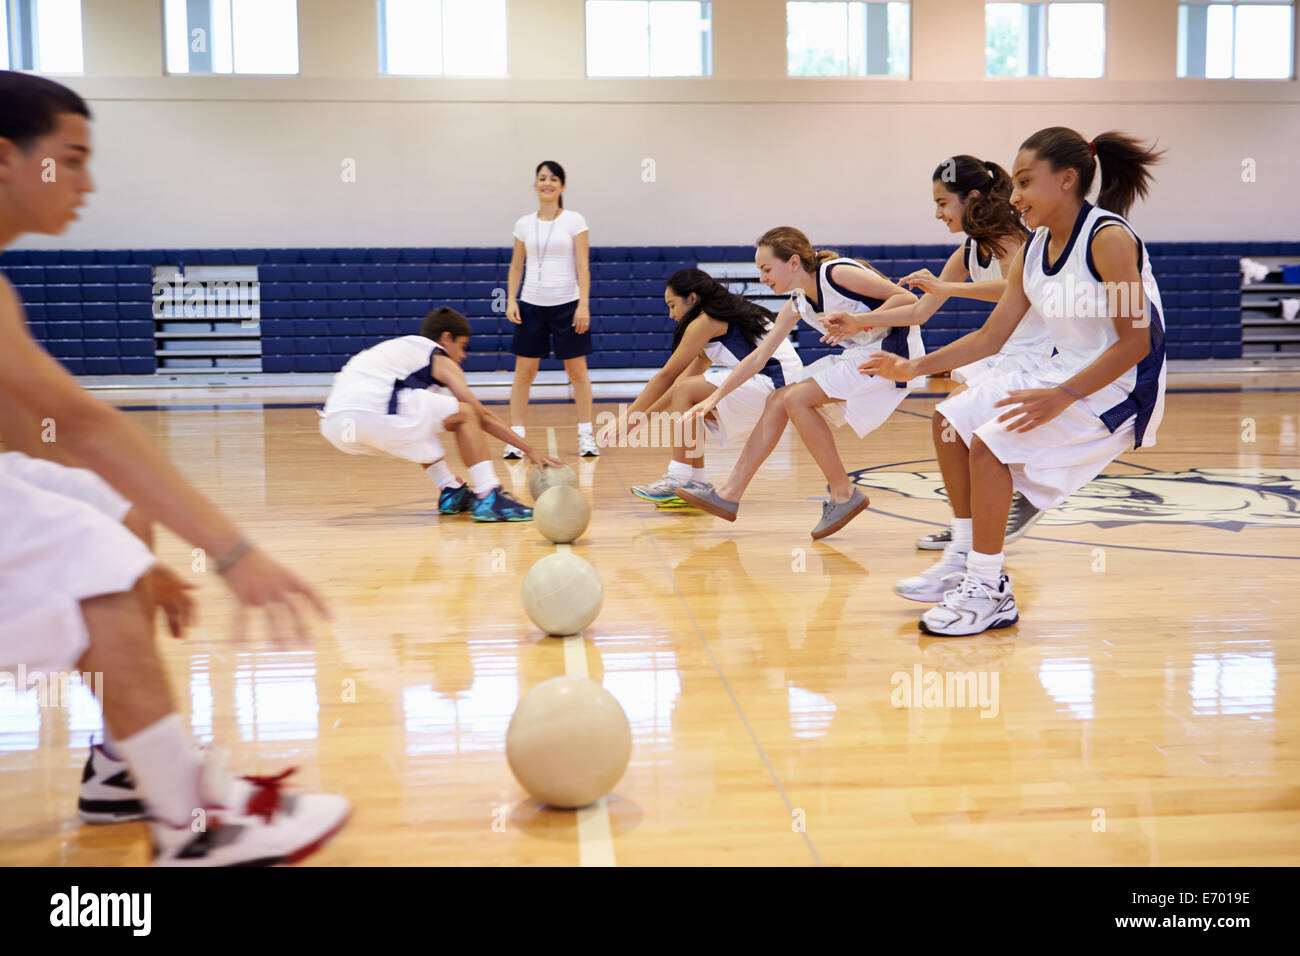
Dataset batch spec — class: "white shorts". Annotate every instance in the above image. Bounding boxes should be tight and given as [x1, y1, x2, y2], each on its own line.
[952, 350, 1046, 387]
[804, 348, 922, 438]
[702, 368, 788, 447]
[320, 389, 460, 464]
[0, 468, 155, 674]
[0, 451, 133, 521]
[936, 368, 1135, 510]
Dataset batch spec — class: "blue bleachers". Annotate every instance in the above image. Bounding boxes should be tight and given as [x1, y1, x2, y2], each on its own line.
[0, 240, 1274, 375]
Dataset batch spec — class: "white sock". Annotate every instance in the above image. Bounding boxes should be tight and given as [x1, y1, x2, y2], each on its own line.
[114, 713, 204, 827]
[100, 724, 121, 761]
[468, 461, 500, 497]
[510, 425, 525, 440]
[966, 550, 1004, 587]
[577, 422, 593, 436]
[951, 517, 973, 554]
[427, 461, 460, 490]
[692, 467, 708, 483]
[667, 459, 692, 482]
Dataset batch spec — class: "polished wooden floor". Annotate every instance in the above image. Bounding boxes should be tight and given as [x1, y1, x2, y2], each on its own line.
[2, 373, 1298, 866]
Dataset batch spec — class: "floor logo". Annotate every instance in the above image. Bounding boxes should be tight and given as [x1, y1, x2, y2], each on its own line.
[848, 466, 1300, 531]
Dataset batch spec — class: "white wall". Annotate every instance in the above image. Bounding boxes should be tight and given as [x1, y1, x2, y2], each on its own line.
[17, 0, 1300, 250]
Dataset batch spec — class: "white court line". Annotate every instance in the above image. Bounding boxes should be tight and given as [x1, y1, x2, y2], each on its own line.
[547, 427, 617, 868]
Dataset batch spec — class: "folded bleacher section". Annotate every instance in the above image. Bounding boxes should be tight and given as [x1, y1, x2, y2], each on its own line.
[4, 241, 1295, 377]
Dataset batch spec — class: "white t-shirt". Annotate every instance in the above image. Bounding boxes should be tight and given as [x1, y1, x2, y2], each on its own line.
[513, 209, 588, 307]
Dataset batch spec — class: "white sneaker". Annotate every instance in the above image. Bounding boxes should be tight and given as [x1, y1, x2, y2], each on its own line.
[503, 444, 523, 461]
[920, 572, 1019, 637]
[894, 548, 968, 604]
[151, 758, 350, 866]
[578, 432, 599, 457]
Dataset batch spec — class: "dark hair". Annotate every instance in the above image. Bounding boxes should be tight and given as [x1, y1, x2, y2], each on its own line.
[1020, 127, 1164, 219]
[932, 154, 1029, 260]
[0, 70, 91, 150]
[536, 160, 566, 209]
[420, 306, 471, 343]
[756, 226, 887, 280]
[667, 268, 776, 353]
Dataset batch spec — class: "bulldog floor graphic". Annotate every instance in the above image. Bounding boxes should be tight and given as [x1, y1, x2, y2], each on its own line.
[847, 465, 1300, 532]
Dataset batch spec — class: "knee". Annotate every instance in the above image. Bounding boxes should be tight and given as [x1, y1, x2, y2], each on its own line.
[970, 436, 998, 465]
[779, 385, 808, 411]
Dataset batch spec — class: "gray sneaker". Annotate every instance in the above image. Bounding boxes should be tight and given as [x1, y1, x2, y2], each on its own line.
[916, 527, 952, 550]
[632, 474, 688, 502]
[674, 484, 739, 521]
[810, 489, 869, 540]
[916, 493, 1043, 549]
[1004, 492, 1044, 543]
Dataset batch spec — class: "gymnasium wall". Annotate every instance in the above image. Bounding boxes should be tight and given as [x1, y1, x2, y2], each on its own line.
[15, 0, 1300, 251]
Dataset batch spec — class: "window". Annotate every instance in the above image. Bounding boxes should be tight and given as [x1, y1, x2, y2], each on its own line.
[1178, 1, 1294, 78]
[786, 2, 910, 77]
[1, 0, 84, 73]
[986, 2, 1105, 78]
[164, 0, 299, 75]
[585, 1, 712, 77]
[378, 0, 507, 76]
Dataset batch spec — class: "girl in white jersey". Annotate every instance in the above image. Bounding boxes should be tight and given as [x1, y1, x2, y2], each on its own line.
[594, 268, 803, 503]
[503, 161, 597, 459]
[826, 155, 1049, 551]
[863, 128, 1167, 637]
[677, 227, 923, 539]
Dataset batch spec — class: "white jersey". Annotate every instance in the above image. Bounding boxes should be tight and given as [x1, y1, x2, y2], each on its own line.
[324, 335, 452, 416]
[791, 257, 925, 382]
[963, 236, 1054, 362]
[1020, 203, 1167, 448]
[701, 320, 803, 388]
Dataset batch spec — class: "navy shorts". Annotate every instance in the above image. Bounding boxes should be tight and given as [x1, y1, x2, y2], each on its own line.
[512, 299, 591, 361]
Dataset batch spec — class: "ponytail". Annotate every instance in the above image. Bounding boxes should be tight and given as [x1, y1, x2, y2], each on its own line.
[1019, 128, 1163, 219]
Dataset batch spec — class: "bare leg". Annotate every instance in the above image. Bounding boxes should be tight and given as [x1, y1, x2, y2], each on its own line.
[671, 376, 718, 469]
[121, 507, 157, 625]
[448, 402, 488, 465]
[78, 580, 172, 740]
[563, 356, 593, 425]
[781, 380, 854, 503]
[716, 387, 792, 502]
[969, 436, 1013, 554]
[934, 411, 972, 519]
[510, 357, 540, 430]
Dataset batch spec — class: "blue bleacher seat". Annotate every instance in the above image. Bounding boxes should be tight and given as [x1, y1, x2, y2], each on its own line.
[122, 357, 156, 373]
[361, 265, 397, 281]
[262, 356, 294, 372]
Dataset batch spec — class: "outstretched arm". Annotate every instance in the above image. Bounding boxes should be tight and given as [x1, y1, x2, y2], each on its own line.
[433, 354, 562, 466]
[0, 279, 326, 633]
[859, 249, 1032, 380]
[681, 301, 799, 424]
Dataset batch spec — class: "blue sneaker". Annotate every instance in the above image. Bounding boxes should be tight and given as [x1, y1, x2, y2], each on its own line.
[438, 483, 475, 515]
[472, 487, 533, 522]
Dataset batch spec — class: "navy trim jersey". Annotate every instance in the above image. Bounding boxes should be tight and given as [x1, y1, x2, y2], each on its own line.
[1020, 203, 1167, 447]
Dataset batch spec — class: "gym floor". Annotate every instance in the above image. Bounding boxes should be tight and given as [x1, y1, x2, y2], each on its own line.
[2, 371, 1297, 865]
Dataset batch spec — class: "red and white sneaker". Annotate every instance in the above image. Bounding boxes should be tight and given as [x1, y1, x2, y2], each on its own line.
[78, 741, 147, 824]
[151, 758, 350, 867]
